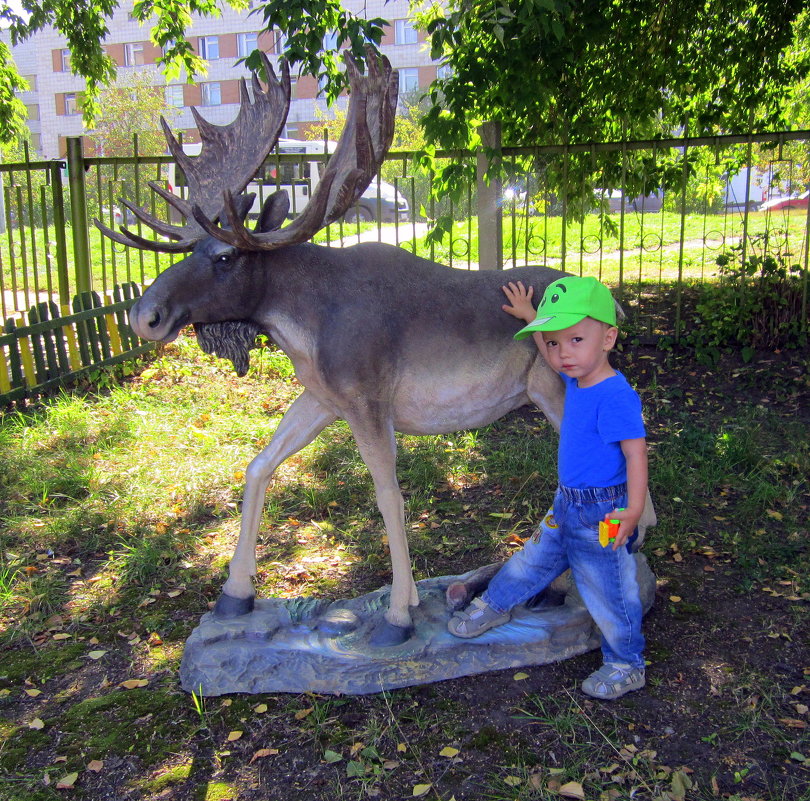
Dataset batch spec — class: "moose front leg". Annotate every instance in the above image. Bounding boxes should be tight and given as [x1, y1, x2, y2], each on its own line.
[215, 390, 337, 617]
[349, 413, 419, 647]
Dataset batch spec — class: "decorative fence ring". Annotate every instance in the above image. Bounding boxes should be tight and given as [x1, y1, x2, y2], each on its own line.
[451, 238, 470, 258]
[526, 234, 546, 256]
[10, 243, 23, 259]
[580, 234, 602, 254]
[702, 230, 725, 251]
[641, 233, 663, 253]
[112, 242, 129, 254]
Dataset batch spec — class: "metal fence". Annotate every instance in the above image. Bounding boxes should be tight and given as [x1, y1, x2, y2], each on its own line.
[1, 130, 808, 405]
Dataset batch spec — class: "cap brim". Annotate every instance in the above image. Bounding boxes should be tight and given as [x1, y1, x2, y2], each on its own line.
[513, 313, 588, 340]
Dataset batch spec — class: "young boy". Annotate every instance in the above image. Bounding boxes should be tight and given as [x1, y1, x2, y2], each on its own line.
[448, 275, 649, 700]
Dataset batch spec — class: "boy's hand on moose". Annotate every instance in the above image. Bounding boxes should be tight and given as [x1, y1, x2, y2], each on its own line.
[608, 508, 642, 549]
[501, 281, 536, 322]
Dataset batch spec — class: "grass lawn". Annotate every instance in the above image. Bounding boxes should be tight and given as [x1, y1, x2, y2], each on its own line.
[0, 313, 807, 800]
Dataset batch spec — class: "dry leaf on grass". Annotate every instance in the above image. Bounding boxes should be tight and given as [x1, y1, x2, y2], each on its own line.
[56, 772, 78, 789]
[249, 748, 278, 764]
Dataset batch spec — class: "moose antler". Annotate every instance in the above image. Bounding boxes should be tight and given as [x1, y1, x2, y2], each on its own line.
[96, 48, 398, 254]
[95, 52, 291, 251]
[192, 48, 398, 251]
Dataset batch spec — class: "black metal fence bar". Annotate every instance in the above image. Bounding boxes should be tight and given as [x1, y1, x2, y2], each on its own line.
[0, 130, 808, 405]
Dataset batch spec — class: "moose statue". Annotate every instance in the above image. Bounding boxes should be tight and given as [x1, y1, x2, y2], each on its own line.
[97, 50, 653, 650]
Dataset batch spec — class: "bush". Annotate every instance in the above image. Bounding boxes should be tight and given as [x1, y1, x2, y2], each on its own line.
[687, 233, 808, 362]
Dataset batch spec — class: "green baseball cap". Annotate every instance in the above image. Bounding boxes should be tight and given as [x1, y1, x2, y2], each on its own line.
[514, 276, 617, 339]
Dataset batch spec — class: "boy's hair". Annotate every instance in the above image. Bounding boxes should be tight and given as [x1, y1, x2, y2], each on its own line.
[515, 276, 617, 340]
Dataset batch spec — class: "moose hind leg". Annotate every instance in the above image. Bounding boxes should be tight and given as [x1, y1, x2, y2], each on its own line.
[215, 390, 337, 617]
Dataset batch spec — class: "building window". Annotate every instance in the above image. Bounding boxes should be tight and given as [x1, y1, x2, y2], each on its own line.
[274, 30, 287, 54]
[60, 49, 71, 71]
[323, 31, 339, 50]
[26, 104, 40, 121]
[198, 36, 220, 60]
[124, 42, 144, 66]
[201, 82, 221, 106]
[64, 93, 80, 115]
[22, 74, 37, 91]
[398, 68, 419, 94]
[436, 63, 452, 80]
[395, 19, 418, 45]
[237, 32, 258, 58]
[165, 85, 184, 108]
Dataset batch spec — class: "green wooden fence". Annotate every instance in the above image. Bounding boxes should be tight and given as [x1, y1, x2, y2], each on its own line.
[0, 282, 153, 405]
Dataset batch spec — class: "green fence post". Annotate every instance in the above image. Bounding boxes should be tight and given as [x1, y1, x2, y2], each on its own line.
[50, 158, 70, 304]
[66, 136, 92, 295]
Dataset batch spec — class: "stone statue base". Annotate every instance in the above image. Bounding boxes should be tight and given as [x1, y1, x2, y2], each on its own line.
[180, 554, 655, 696]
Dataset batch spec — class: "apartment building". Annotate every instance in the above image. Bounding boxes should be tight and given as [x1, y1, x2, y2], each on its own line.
[3, 0, 440, 158]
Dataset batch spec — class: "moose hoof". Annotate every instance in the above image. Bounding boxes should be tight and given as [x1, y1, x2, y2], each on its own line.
[369, 620, 413, 647]
[213, 593, 255, 618]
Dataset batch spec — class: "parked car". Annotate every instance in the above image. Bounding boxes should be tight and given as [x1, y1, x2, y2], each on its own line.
[167, 138, 409, 224]
[101, 206, 137, 226]
[596, 189, 664, 213]
[759, 191, 810, 212]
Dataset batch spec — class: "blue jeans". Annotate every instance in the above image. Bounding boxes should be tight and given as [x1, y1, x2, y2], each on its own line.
[483, 484, 645, 669]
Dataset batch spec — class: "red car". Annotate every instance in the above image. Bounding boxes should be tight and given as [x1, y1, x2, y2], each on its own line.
[760, 190, 810, 212]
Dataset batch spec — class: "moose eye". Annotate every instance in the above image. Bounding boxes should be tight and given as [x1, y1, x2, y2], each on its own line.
[214, 249, 236, 267]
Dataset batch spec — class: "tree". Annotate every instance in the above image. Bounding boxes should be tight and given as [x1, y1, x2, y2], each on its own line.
[419, 1, 810, 148]
[92, 70, 178, 156]
[0, 0, 384, 137]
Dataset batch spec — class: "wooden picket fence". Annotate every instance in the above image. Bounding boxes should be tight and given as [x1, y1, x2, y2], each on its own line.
[0, 282, 154, 405]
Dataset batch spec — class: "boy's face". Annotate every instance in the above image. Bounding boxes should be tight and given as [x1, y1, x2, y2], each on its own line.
[541, 317, 618, 387]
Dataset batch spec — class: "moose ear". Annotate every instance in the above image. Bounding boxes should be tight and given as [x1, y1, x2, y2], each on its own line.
[255, 190, 290, 233]
[217, 192, 256, 228]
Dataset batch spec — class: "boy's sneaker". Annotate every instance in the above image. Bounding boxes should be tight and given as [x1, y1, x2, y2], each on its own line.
[447, 597, 511, 638]
[581, 662, 645, 699]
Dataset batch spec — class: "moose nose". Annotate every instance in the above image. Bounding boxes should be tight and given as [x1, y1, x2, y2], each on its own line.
[147, 310, 162, 329]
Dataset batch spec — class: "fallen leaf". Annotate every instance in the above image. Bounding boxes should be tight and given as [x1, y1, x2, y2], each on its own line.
[669, 595, 682, 603]
[86, 760, 103, 772]
[504, 775, 522, 786]
[295, 707, 314, 720]
[52, 633, 71, 641]
[56, 772, 79, 789]
[513, 672, 529, 681]
[766, 509, 783, 520]
[147, 632, 163, 647]
[558, 780, 585, 799]
[413, 784, 432, 797]
[28, 718, 45, 730]
[323, 750, 342, 763]
[779, 718, 807, 729]
[670, 769, 693, 800]
[397, 743, 407, 753]
[253, 703, 268, 714]
[24, 688, 42, 697]
[249, 748, 278, 764]
[120, 679, 148, 690]
[87, 650, 106, 660]
[227, 730, 243, 741]
[439, 746, 459, 758]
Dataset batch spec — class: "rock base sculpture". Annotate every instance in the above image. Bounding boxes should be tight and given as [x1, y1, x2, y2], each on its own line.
[180, 554, 655, 696]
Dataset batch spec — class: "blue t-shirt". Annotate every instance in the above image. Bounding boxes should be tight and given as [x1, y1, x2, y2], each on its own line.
[558, 372, 645, 488]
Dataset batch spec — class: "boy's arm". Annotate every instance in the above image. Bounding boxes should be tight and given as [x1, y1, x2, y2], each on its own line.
[501, 281, 552, 363]
[610, 437, 648, 549]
